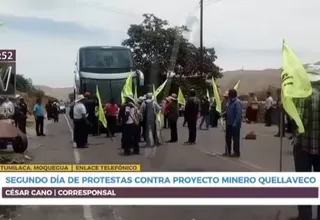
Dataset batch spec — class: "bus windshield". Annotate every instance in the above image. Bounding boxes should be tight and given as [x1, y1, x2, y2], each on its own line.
[80, 78, 133, 104]
[79, 47, 134, 73]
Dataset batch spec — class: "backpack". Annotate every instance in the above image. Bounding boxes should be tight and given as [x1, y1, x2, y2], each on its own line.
[69, 105, 74, 120]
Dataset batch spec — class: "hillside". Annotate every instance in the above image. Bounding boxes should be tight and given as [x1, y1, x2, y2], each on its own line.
[35, 61, 319, 98]
[35, 85, 73, 100]
[217, 68, 281, 95]
[217, 61, 320, 95]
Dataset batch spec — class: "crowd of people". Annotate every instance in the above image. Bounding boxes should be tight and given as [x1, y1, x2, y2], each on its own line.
[70, 88, 245, 158]
[0, 95, 29, 134]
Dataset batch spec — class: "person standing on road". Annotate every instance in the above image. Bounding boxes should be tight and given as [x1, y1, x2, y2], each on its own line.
[224, 89, 242, 157]
[246, 93, 259, 123]
[264, 91, 273, 127]
[33, 98, 45, 136]
[136, 96, 145, 142]
[73, 94, 89, 148]
[104, 98, 118, 137]
[166, 94, 179, 143]
[18, 97, 28, 133]
[162, 99, 169, 129]
[199, 96, 210, 130]
[184, 89, 199, 144]
[83, 92, 98, 136]
[45, 100, 53, 120]
[120, 95, 139, 155]
[140, 93, 161, 147]
[274, 89, 285, 137]
[51, 101, 59, 122]
[289, 65, 320, 220]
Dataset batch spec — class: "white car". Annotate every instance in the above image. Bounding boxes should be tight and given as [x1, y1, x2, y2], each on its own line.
[59, 103, 66, 114]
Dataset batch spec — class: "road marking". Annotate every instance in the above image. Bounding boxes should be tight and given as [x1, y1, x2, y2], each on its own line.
[193, 146, 267, 171]
[63, 114, 94, 220]
[63, 114, 122, 220]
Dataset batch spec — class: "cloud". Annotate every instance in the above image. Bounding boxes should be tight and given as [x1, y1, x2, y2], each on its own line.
[0, 15, 125, 87]
[0, 14, 114, 39]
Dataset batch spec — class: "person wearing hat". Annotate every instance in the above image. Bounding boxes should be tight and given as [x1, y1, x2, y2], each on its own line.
[119, 94, 139, 155]
[51, 100, 59, 122]
[166, 93, 179, 142]
[140, 92, 161, 147]
[184, 89, 200, 144]
[73, 94, 90, 148]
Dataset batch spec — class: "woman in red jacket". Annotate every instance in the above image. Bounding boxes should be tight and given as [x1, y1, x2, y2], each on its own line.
[162, 99, 169, 129]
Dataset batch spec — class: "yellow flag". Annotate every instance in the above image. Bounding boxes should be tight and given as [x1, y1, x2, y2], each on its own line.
[206, 89, 210, 100]
[151, 85, 162, 122]
[154, 79, 168, 98]
[233, 80, 240, 90]
[178, 87, 186, 105]
[96, 86, 107, 128]
[212, 77, 221, 113]
[121, 72, 134, 104]
[152, 84, 156, 100]
[281, 40, 312, 133]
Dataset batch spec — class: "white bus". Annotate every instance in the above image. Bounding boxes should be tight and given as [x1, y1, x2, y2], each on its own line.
[74, 46, 144, 104]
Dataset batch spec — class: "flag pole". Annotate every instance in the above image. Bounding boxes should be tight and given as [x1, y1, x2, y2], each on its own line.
[279, 104, 283, 172]
[279, 41, 284, 172]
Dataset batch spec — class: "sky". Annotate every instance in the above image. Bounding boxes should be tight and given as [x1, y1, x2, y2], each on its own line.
[0, 0, 320, 87]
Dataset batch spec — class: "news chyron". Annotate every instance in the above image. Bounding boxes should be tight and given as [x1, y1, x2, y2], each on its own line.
[0, 49, 16, 95]
[0, 164, 141, 172]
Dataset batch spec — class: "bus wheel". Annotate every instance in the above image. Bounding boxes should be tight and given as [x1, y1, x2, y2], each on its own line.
[0, 140, 7, 149]
[12, 136, 28, 153]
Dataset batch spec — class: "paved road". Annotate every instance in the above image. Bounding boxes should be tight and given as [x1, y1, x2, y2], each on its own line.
[9, 116, 301, 220]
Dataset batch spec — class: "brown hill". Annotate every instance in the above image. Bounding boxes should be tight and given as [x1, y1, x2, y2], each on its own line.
[217, 68, 281, 95]
[218, 61, 320, 95]
[35, 85, 73, 100]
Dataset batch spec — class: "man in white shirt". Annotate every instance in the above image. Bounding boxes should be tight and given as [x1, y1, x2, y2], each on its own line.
[73, 94, 89, 148]
[264, 91, 273, 127]
[0, 96, 14, 119]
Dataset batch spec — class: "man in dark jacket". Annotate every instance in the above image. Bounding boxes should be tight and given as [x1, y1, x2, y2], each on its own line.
[18, 97, 28, 133]
[83, 92, 98, 136]
[166, 94, 179, 142]
[184, 89, 199, 144]
[45, 100, 52, 120]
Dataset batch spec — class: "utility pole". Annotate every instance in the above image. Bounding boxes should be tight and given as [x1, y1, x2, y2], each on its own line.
[200, 0, 204, 75]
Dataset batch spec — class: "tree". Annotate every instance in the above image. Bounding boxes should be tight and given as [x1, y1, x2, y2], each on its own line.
[16, 74, 34, 92]
[122, 13, 221, 88]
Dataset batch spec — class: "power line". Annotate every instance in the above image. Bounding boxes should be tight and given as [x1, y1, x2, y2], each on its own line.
[76, 1, 141, 18]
